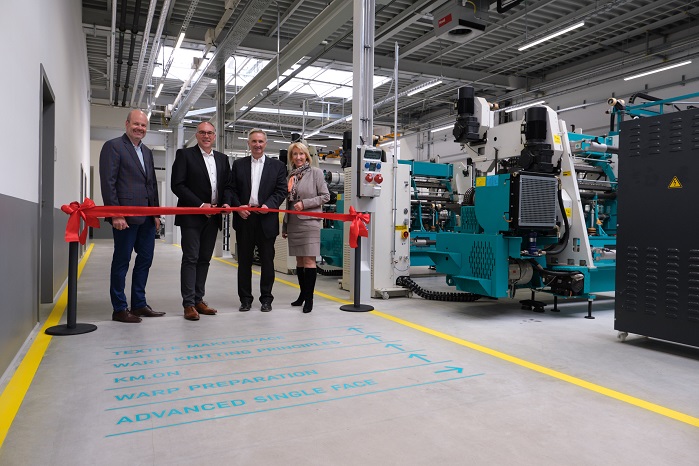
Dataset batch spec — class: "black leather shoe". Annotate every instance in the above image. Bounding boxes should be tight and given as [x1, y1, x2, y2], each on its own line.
[260, 302, 272, 312]
[112, 309, 142, 323]
[132, 305, 166, 317]
[239, 302, 252, 312]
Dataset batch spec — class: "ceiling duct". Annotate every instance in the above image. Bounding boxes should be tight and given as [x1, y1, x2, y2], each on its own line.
[433, 0, 489, 43]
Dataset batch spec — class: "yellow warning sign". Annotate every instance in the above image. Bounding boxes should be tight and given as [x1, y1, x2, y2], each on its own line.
[668, 176, 682, 189]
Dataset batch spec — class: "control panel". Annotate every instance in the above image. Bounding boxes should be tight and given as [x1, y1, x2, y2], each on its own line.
[357, 145, 383, 197]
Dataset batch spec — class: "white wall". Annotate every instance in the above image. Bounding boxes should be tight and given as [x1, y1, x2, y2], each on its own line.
[0, 0, 90, 205]
[0, 0, 91, 378]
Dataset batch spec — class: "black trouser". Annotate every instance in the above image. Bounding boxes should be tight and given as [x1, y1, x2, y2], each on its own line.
[180, 218, 218, 307]
[236, 214, 276, 304]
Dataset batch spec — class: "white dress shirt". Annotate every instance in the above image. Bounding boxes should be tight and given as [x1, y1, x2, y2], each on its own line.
[249, 154, 265, 206]
[200, 147, 218, 205]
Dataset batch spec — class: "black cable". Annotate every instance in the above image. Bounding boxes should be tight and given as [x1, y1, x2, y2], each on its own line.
[396, 276, 481, 302]
[544, 181, 569, 255]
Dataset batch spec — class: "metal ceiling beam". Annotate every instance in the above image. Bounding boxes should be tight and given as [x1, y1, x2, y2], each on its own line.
[236, 32, 526, 89]
[521, 2, 696, 76]
[135, 0, 174, 107]
[322, 46, 526, 89]
[374, 0, 445, 47]
[169, 0, 270, 124]
[398, 29, 439, 59]
[265, 0, 305, 37]
[424, 0, 559, 64]
[129, 0, 158, 107]
[480, 0, 638, 76]
[225, 0, 355, 121]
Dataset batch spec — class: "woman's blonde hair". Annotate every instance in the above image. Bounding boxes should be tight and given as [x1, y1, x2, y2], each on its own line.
[287, 141, 313, 170]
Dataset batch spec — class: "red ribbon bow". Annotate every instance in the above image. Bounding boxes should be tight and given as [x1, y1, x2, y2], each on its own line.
[348, 206, 370, 248]
[61, 198, 101, 244]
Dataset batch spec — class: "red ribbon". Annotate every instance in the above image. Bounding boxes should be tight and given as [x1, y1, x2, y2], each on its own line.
[61, 199, 101, 244]
[348, 206, 370, 248]
[61, 198, 371, 248]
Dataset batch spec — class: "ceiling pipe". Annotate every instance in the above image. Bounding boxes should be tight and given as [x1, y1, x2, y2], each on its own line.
[121, 0, 143, 106]
[135, 0, 173, 108]
[129, 0, 158, 108]
[113, 0, 128, 106]
[108, 0, 116, 106]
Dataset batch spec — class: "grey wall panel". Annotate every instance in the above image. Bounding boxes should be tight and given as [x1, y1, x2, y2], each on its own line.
[92, 221, 113, 239]
[53, 208, 69, 296]
[0, 194, 39, 377]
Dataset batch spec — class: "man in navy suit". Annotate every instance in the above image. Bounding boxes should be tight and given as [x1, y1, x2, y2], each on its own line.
[99, 109, 163, 323]
[231, 129, 287, 312]
[171, 122, 233, 321]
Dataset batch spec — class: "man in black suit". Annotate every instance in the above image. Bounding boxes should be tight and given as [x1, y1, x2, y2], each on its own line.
[99, 109, 164, 323]
[171, 122, 233, 321]
[231, 128, 287, 312]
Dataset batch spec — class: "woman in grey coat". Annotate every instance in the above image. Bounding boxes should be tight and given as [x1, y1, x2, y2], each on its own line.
[282, 142, 330, 313]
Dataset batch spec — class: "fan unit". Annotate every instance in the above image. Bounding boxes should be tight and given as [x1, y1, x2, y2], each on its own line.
[433, 0, 489, 43]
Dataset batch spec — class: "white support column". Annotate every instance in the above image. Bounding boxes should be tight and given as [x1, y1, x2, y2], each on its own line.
[164, 126, 183, 245]
[349, 0, 376, 303]
[214, 66, 226, 258]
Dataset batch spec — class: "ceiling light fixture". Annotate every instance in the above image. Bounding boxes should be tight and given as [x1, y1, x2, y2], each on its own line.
[407, 79, 443, 97]
[273, 140, 289, 144]
[174, 32, 186, 52]
[430, 124, 454, 133]
[518, 21, 585, 51]
[623, 60, 692, 81]
[154, 82, 164, 99]
[504, 100, 546, 113]
[158, 129, 173, 133]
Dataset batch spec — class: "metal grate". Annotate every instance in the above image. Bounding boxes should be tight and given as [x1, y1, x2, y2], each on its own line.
[517, 175, 558, 228]
[468, 240, 494, 280]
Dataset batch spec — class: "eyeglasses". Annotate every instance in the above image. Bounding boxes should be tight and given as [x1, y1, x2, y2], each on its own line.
[197, 131, 215, 136]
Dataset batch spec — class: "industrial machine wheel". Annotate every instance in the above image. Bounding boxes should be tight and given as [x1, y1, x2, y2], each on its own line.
[381, 291, 390, 300]
[617, 331, 628, 342]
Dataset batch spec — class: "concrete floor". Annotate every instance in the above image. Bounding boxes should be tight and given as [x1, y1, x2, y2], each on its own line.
[1, 239, 698, 465]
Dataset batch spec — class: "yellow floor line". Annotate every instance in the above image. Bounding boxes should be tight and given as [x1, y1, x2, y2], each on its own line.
[370, 310, 699, 428]
[214, 257, 698, 427]
[0, 243, 94, 448]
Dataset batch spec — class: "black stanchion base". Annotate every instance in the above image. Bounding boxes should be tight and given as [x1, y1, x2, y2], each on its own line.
[340, 304, 374, 313]
[45, 323, 98, 336]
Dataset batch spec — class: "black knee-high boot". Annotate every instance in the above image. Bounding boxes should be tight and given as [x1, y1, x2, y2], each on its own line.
[291, 267, 305, 306]
[303, 268, 317, 313]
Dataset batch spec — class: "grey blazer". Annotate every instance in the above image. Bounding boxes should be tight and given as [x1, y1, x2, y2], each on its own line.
[282, 167, 330, 233]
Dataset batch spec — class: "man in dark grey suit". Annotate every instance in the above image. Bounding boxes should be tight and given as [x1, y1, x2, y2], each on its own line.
[99, 109, 163, 323]
[171, 122, 233, 321]
[231, 129, 287, 312]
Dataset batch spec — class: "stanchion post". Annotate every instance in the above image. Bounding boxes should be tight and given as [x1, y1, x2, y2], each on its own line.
[45, 241, 98, 336]
[340, 235, 374, 313]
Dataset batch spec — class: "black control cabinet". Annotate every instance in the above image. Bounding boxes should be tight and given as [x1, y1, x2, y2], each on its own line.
[615, 107, 699, 347]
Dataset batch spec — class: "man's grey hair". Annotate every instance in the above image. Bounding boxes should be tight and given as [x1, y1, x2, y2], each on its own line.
[247, 128, 267, 140]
